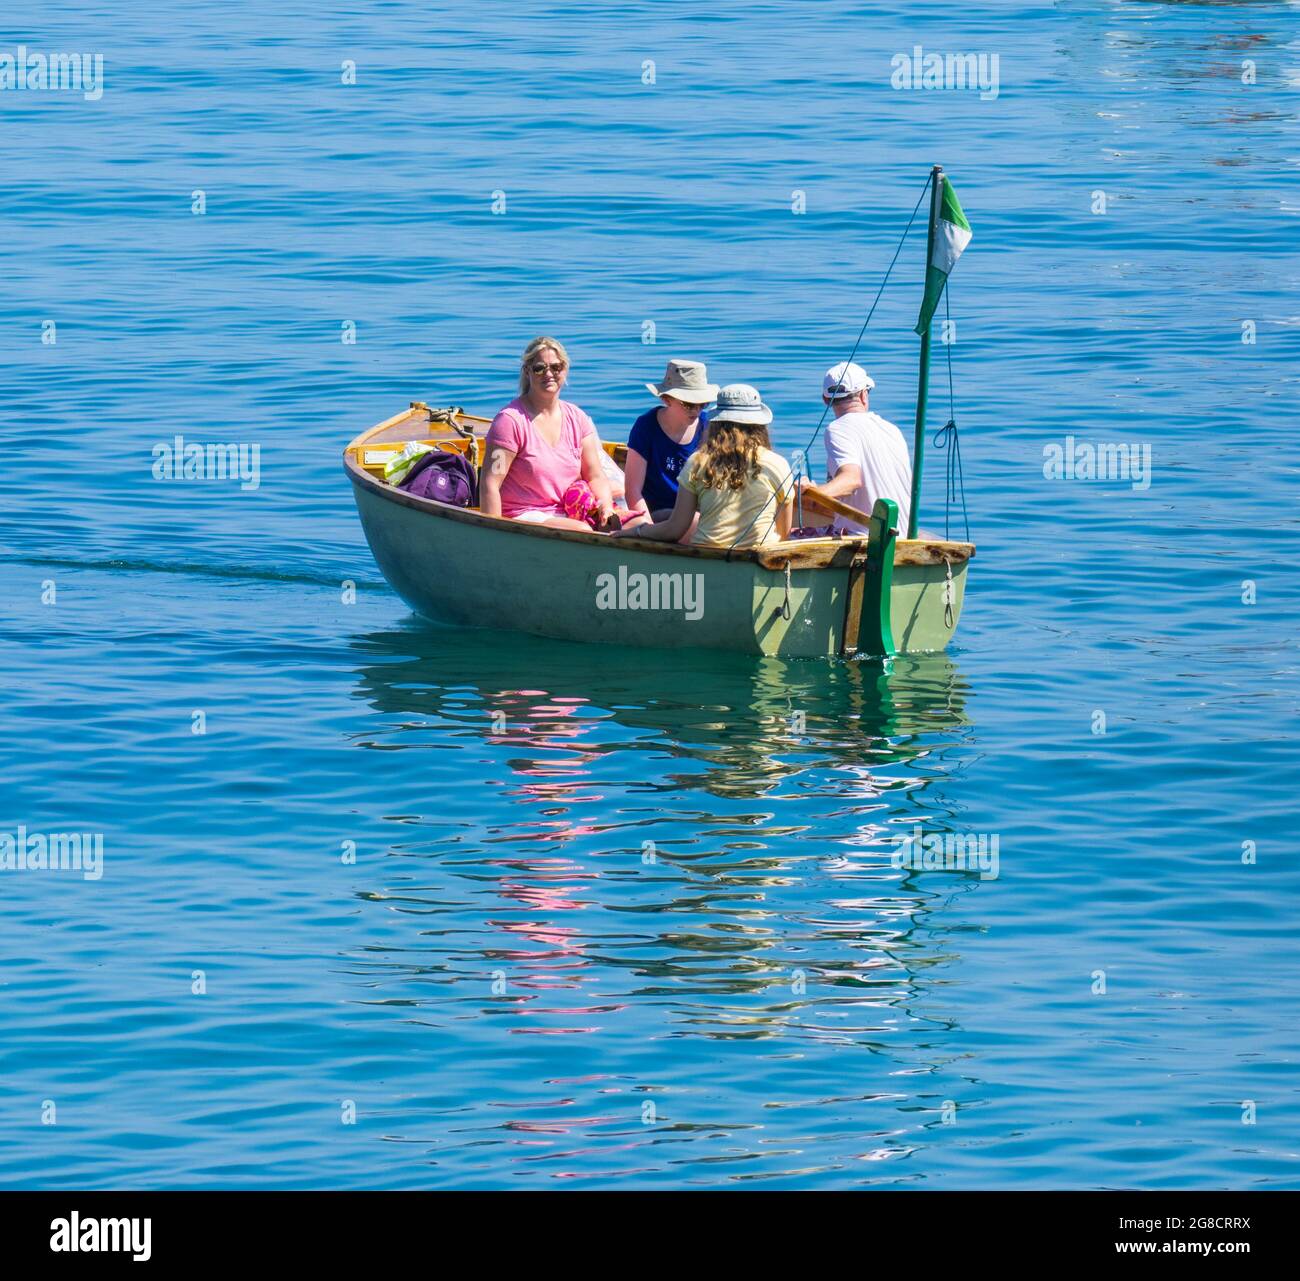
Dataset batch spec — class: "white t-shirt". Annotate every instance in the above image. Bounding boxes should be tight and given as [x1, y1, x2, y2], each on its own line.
[822, 409, 912, 537]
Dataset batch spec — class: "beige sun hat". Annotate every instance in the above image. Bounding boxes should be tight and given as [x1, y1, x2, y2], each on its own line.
[645, 358, 718, 405]
[709, 383, 772, 426]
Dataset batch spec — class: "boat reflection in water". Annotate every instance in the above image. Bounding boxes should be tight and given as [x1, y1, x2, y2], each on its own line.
[337, 624, 995, 1180]
[350, 623, 971, 803]
[344, 622, 983, 1053]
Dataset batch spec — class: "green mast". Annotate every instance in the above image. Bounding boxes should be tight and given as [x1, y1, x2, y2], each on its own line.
[908, 164, 944, 540]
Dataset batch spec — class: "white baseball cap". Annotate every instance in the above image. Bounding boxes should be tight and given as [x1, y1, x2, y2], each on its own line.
[822, 361, 875, 400]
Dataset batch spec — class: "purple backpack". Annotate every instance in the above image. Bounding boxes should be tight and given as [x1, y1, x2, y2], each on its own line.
[398, 448, 479, 507]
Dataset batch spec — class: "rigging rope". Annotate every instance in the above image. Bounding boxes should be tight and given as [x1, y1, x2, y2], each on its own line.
[724, 173, 934, 558]
[930, 287, 970, 543]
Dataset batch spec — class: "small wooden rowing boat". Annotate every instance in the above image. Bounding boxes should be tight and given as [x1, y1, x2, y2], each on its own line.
[344, 165, 975, 659]
[344, 404, 973, 659]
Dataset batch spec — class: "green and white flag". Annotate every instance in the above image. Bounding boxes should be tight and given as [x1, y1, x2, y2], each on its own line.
[914, 176, 972, 334]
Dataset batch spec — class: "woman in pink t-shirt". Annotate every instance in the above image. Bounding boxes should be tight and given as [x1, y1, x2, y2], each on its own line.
[482, 337, 632, 533]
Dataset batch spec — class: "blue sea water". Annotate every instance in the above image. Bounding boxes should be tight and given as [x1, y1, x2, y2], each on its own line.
[1, 0, 1297, 1189]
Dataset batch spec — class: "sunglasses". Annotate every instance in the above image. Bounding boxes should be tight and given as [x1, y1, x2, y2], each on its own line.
[530, 362, 566, 376]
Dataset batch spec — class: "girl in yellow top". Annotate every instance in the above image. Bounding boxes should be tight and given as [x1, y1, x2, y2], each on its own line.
[615, 384, 794, 549]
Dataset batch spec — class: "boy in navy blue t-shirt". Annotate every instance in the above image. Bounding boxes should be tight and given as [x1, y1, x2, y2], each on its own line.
[626, 359, 717, 518]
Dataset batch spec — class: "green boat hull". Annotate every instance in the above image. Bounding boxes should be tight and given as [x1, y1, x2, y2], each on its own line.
[349, 473, 969, 659]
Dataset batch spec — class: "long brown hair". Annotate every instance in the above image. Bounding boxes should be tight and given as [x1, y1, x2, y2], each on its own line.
[692, 419, 772, 491]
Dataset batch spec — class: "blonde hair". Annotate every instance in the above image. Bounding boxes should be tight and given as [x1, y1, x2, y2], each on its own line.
[518, 336, 571, 395]
[693, 419, 772, 492]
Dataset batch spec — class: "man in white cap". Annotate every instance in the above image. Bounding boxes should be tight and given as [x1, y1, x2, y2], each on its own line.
[805, 361, 912, 538]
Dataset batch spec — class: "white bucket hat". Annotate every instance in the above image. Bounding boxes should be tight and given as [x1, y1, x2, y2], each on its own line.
[823, 361, 875, 400]
[645, 358, 718, 405]
[710, 383, 773, 426]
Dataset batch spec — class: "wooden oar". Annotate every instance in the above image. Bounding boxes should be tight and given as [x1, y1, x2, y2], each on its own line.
[799, 484, 884, 532]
